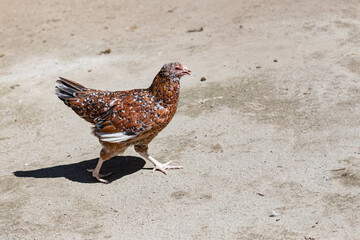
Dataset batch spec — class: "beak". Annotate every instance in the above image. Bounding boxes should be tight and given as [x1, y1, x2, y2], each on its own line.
[183, 67, 191, 75]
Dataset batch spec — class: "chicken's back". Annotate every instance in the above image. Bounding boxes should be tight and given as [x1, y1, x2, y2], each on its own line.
[55, 77, 142, 124]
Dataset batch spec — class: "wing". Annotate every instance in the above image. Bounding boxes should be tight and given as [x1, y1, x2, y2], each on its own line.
[93, 91, 157, 143]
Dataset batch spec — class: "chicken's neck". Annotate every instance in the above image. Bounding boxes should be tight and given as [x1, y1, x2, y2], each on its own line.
[149, 74, 180, 105]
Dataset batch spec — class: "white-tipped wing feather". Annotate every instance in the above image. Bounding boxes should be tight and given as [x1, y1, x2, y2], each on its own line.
[95, 131, 137, 143]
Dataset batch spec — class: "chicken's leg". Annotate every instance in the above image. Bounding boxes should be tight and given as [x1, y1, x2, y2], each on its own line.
[138, 152, 183, 175]
[87, 157, 112, 183]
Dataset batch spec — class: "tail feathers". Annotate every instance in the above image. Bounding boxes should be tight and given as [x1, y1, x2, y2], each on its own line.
[58, 77, 86, 91]
[55, 77, 86, 103]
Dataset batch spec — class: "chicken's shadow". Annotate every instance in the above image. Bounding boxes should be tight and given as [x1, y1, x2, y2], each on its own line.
[13, 156, 146, 183]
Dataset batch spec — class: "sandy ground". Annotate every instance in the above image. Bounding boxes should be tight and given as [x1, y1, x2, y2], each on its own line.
[1, 0, 360, 239]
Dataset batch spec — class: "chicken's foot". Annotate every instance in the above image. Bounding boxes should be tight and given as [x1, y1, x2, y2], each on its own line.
[139, 152, 183, 175]
[87, 157, 112, 183]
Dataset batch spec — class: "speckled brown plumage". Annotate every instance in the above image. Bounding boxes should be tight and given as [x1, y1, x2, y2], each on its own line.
[55, 62, 191, 183]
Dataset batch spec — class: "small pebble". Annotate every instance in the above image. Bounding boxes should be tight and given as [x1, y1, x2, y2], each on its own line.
[304, 237, 315, 240]
[99, 48, 111, 55]
[270, 207, 285, 217]
[200, 77, 207, 82]
[10, 84, 20, 89]
[256, 65, 261, 69]
[274, 59, 278, 62]
[187, 27, 203, 33]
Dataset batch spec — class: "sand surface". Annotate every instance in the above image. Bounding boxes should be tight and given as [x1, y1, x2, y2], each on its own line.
[1, 0, 360, 239]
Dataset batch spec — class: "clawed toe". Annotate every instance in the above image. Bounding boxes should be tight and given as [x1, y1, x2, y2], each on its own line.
[87, 169, 113, 183]
[138, 152, 183, 176]
[152, 161, 183, 175]
[96, 176, 109, 184]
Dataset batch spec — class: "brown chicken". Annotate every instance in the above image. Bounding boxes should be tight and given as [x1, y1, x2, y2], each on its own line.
[55, 62, 191, 183]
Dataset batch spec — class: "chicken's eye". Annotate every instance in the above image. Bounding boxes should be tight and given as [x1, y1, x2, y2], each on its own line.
[175, 66, 181, 70]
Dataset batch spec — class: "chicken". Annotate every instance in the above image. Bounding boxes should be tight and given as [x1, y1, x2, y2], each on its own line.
[55, 62, 191, 183]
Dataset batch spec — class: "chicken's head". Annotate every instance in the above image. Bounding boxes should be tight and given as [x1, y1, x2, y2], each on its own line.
[160, 62, 191, 78]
